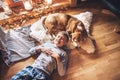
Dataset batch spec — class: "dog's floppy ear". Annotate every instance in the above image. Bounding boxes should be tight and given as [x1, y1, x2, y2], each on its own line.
[66, 29, 72, 38]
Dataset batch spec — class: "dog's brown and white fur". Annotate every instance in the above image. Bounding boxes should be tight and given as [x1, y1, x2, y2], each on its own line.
[43, 13, 71, 36]
[43, 13, 88, 45]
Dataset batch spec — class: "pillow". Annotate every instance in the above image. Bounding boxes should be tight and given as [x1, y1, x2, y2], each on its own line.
[74, 11, 93, 34]
[29, 16, 53, 44]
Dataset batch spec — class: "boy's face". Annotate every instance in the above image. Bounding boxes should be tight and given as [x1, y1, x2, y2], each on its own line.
[54, 33, 67, 47]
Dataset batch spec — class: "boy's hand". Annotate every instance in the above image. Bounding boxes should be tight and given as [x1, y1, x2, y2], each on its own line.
[49, 50, 61, 62]
[35, 46, 61, 62]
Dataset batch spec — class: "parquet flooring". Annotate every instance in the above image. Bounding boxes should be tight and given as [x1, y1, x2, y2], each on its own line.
[0, 1, 120, 80]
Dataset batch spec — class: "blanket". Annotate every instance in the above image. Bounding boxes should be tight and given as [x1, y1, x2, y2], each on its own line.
[0, 25, 36, 66]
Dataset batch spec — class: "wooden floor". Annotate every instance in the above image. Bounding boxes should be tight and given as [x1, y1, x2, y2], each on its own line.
[0, 1, 120, 80]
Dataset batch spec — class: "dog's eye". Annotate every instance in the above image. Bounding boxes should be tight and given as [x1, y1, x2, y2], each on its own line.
[73, 37, 77, 42]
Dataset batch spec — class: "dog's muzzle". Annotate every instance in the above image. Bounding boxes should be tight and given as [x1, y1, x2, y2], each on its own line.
[72, 41, 79, 48]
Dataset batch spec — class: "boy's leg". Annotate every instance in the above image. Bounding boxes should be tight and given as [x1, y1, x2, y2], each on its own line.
[33, 68, 47, 80]
[10, 66, 33, 80]
[10, 66, 48, 80]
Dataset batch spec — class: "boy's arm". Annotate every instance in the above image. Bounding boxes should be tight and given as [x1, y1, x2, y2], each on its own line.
[29, 45, 43, 55]
[50, 51, 68, 76]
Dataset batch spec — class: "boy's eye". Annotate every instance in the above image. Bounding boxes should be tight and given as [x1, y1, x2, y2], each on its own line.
[57, 36, 64, 41]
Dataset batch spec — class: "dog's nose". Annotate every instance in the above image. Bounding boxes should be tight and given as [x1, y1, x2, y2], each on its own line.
[75, 46, 79, 49]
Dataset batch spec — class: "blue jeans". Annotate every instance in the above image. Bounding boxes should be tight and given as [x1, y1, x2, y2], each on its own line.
[10, 66, 51, 80]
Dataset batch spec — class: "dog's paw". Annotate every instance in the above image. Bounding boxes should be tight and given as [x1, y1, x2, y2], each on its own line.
[80, 37, 96, 54]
